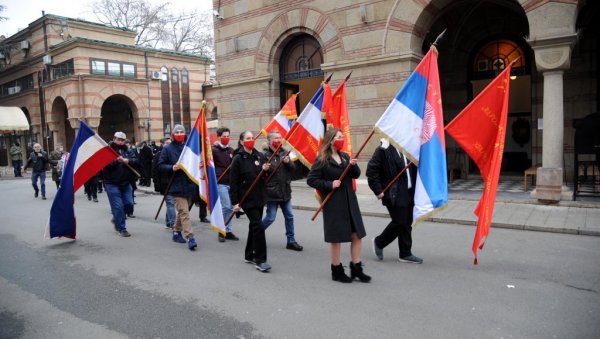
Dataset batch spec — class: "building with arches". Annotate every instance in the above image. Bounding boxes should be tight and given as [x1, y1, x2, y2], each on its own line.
[210, 0, 598, 202]
[0, 14, 212, 167]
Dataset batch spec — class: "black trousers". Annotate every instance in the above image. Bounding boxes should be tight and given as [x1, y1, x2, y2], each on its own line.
[84, 177, 98, 199]
[374, 205, 413, 258]
[244, 207, 267, 264]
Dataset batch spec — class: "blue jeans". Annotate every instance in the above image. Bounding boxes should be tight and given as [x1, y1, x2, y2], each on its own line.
[165, 194, 176, 227]
[12, 160, 22, 176]
[31, 170, 46, 196]
[104, 183, 133, 232]
[218, 184, 233, 232]
[262, 200, 295, 244]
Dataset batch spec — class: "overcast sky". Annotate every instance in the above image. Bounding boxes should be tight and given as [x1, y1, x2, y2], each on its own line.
[0, 0, 213, 37]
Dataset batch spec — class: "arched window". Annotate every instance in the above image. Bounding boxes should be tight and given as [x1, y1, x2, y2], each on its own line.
[472, 39, 527, 79]
[279, 34, 324, 81]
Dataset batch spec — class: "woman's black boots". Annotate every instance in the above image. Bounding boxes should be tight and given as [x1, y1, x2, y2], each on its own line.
[331, 263, 352, 283]
[349, 261, 371, 283]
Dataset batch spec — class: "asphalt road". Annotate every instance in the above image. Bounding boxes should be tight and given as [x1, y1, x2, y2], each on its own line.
[1, 179, 599, 338]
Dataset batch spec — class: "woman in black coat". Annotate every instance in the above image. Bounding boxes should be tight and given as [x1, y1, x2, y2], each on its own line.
[307, 128, 371, 283]
[230, 131, 272, 273]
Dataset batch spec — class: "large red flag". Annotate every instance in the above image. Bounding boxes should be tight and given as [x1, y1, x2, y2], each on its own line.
[445, 64, 512, 264]
[327, 79, 356, 190]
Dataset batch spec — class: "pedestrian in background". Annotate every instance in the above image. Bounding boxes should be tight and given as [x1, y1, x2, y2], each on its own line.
[307, 128, 371, 283]
[158, 124, 199, 251]
[10, 142, 23, 177]
[262, 130, 303, 251]
[24, 143, 49, 200]
[102, 132, 138, 237]
[49, 144, 64, 189]
[366, 139, 422, 264]
[230, 130, 272, 272]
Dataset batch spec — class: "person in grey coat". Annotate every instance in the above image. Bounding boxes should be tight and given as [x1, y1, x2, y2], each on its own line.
[307, 128, 370, 283]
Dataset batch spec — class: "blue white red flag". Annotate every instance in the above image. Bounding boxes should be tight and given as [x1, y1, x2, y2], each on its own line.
[177, 104, 226, 235]
[47, 121, 119, 239]
[374, 47, 448, 223]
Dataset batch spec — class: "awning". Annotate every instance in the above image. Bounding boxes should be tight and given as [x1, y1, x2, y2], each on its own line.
[0, 107, 30, 133]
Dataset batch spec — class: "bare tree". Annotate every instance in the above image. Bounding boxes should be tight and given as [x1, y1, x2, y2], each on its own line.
[91, 0, 213, 56]
[0, 5, 8, 22]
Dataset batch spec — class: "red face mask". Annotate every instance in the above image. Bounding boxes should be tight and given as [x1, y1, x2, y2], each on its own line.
[271, 140, 281, 149]
[333, 139, 345, 151]
[243, 139, 255, 150]
[220, 137, 230, 146]
[173, 134, 186, 143]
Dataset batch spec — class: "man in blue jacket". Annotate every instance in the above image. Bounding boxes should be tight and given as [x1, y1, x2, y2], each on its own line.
[158, 124, 199, 251]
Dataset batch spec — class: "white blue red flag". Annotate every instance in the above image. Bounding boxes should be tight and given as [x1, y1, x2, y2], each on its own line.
[47, 121, 118, 239]
[285, 83, 328, 167]
[177, 104, 226, 235]
[375, 47, 448, 223]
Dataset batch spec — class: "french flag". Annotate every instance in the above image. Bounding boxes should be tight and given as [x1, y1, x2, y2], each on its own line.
[47, 121, 118, 239]
[374, 47, 448, 223]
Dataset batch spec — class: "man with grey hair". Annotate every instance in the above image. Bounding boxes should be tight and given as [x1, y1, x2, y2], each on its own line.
[24, 143, 49, 199]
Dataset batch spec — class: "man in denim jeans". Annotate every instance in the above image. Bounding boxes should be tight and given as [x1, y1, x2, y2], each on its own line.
[153, 137, 176, 230]
[24, 143, 49, 199]
[101, 132, 138, 237]
[261, 130, 303, 251]
[212, 127, 239, 243]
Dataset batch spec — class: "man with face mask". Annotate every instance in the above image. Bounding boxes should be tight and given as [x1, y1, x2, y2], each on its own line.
[211, 127, 239, 243]
[24, 143, 49, 199]
[49, 144, 65, 189]
[101, 132, 139, 237]
[158, 124, 199, 251]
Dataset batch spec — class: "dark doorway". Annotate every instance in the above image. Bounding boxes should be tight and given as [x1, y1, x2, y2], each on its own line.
[98, 95, 137, 143]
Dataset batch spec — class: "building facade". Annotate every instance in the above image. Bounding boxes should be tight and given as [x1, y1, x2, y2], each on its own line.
[0, 14, 212, 166]
[210, 0, 598, 201]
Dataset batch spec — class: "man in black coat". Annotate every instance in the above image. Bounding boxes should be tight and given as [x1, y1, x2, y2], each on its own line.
[261, 130, 303, 251]
[366, 138, 423, 264]
[158, 124, 199, 251]
[24, 143, 49, 199]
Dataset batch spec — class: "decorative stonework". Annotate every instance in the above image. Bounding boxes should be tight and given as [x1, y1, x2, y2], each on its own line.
[67, 117, 81, 130]
[529, 36, 576, 71]
[86, 117, 101, 128]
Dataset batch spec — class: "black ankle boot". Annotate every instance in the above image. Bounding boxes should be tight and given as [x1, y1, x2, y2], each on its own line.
[331, 264, 352, 283]
[350, 261, 371, 283]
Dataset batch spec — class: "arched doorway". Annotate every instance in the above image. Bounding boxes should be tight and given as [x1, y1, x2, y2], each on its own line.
[421, 0, 531, 177]
[51, 97, 74, 150]
[279, 34, 324, 112]
[98, 95, 138, 143]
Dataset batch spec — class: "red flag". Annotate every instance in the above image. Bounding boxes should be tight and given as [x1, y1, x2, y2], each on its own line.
[261, 94, 298, 137]
[327, 79, 356, 190]
[445, 64, 512, 264]
[322, 82, 333, 123]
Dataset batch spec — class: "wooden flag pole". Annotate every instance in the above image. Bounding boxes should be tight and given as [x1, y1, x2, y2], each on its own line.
[224, 143, 283, 226]
[311, 128, 375, 221]
[380, 162, 412, 196]
[265, 148, 293, 184]
[154, 172, 176, 220]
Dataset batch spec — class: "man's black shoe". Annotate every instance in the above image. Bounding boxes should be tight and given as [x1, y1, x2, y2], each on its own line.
[235, 211, 245, 219]
[126, 214, 136, 218]
[119, 230, 131, 237]
[200, 217, 209, 223]
[286, 242, 303, 251]
[225, 232, 239, 241]
[34, 190, 39, 198]
[218, 233, 226, 242]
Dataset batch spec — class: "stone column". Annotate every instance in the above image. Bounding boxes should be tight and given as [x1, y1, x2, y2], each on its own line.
[529, 34, 577, 201]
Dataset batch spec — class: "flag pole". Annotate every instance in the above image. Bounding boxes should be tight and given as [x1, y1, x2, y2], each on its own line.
[154, 172, 176, 220]
[265, 148, 293, 183]
[380, 162, 412, 196]
[311, 128, 375, 221]
[224, 143, 284, 226]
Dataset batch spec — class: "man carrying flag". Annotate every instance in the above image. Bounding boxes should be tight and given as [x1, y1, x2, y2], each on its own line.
[47, 121, 120, 239]
[158, 124, 199, 251]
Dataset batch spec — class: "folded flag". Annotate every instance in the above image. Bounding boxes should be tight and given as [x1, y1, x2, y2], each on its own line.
[47, 121, 118, 239]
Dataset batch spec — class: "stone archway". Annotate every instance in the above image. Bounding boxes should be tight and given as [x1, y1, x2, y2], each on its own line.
[98, 95, 138, 143]
[49, 97, 75, 150]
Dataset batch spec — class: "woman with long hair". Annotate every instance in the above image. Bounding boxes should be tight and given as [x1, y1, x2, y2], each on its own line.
[307, 128, 371, 283]
[229, 130, 272, 272]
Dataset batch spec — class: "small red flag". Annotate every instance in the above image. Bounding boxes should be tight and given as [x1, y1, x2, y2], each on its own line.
[445, 64, 512, 264]
[327, 79, 356, 190]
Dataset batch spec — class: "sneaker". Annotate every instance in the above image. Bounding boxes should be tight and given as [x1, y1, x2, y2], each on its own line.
[126, 214, 136, 218]
[119, 230, 131, 237]
[218, 233, 226, 242]
[372, 238, 383, 260]
[225, 232, 239, 241]
[286, 242, 303, 251]
[34, 191, 39, 198]
[87, 195, 92, 201]
[255, 262, 271, 272]
[93, 197, 98, 202]
[41, 195, 47, 200]
[244, 258, 255, 265]
[165, 224, 174, 230]
[200, 217, 209, 223]
[399, 255, 423, 264]
[187, 238, 197, 251]
[172, 232, 186, 243]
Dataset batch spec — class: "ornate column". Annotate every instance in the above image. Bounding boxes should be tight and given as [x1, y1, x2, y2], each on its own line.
[529, 34, 577, 201]
[47, 121, 62, 148]
[86, 116, 101, 132]
[68, 118, 81, 136]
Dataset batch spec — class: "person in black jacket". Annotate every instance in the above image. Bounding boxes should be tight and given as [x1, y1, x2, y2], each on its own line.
[24, 143, 49, 199]
[230, 130, 272, 272]
[366, 139, 422, 264]
[212, 127, 239, 242]
[307, 128, 371, 283]
[101, 132, 139, 237]
[158, 124, 199, 251]
[262, 130, 303, 251]
[153, 137, 176, 230]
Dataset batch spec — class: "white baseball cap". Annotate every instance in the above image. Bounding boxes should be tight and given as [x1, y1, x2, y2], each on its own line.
[114, 131, 126, 139]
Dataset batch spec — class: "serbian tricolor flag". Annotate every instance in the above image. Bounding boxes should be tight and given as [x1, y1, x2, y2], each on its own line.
[261, 93, 298, 136]
[47, 121, 119, 239]
[178, 103, 226, 235]
[285, 84, 327, 167]
[445, 63, 512, 264]
[374, 47, 448, 224]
